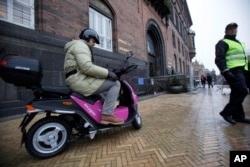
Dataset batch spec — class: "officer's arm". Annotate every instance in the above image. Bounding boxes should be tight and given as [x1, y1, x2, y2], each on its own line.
[215, 40, 229, 73]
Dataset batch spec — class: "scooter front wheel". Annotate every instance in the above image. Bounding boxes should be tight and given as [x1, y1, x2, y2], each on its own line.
[132, 111, 142, 130]
[25, 116, 71, 158]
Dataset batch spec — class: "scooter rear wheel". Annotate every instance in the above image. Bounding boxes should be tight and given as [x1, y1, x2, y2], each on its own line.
[25, 116, 71, 158]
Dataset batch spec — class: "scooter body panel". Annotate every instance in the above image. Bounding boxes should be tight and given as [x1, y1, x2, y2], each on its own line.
[30, 98, 80, 113]
[71, 94, 129, 123]
[114, 106, 129, 120]
[122, 80, 138, 106]
[70, 95, 102, 122]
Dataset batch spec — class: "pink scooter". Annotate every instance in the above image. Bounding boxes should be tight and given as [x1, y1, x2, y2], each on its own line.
[0, 52, 142, 159]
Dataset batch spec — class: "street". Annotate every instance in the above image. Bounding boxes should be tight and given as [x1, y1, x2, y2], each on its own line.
[0, 86, 250, 167]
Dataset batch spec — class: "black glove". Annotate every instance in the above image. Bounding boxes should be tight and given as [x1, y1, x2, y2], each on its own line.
[107, 71, 118, 81]
[222, 70, 235, 82]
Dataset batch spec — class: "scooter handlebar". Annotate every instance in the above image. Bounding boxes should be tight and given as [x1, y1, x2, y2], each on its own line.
[123, 65, 137, 73]
[113, 65, 137, 78]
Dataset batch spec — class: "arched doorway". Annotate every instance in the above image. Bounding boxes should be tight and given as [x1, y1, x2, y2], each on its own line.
[146, 19, 165, 77]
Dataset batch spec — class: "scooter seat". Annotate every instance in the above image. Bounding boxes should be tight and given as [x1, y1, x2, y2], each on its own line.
[32, 86, 71, 99]
[41, 85, 71, 95]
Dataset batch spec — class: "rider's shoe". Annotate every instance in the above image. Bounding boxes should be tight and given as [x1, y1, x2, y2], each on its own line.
[100, 114, 124, 125]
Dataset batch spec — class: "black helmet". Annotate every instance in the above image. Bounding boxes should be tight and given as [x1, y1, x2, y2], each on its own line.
[79, 28, 100, 44]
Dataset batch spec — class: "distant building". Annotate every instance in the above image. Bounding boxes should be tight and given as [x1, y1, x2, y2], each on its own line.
[192, 60, 204, 82]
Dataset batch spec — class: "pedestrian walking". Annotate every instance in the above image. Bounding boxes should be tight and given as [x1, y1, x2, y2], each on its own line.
[171, 66, 174, 75]
[201, 74, 206, 88]
[215, 22, 250, 124]
[206, 73, 213, 88]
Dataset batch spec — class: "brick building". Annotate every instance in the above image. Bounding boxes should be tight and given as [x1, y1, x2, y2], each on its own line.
[0, 0, 195, 117]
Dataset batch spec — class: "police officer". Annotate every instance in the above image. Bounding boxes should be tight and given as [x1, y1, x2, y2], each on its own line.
[215, 22, 250, 124]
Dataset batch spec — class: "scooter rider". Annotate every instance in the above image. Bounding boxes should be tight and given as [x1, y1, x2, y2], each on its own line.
[64, 28, 124, 125]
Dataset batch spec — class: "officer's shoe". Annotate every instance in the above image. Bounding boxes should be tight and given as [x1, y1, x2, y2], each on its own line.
[234, 118, 250, 124]
[220, 111, 236, 124]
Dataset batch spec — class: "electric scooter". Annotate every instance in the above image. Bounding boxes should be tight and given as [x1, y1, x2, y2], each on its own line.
[0, 51, 142, 159]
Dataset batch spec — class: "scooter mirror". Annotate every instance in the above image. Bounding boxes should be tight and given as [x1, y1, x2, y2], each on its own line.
[126, 51, 133, 58]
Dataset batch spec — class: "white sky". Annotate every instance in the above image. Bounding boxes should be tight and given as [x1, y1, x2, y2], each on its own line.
[186, 0, 250, 74]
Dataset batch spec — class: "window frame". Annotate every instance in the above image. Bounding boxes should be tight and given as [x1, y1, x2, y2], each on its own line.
[0, 0, 34, 29]
[89, 7, 113, 51]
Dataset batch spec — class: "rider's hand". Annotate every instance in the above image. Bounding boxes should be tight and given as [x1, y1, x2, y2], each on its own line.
[107, 71, 118, 81]
[222, 70, 235, 82]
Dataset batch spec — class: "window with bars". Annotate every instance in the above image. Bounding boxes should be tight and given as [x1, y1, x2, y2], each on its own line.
[0, 0, 34, 29]
[89, 7, 112, 51]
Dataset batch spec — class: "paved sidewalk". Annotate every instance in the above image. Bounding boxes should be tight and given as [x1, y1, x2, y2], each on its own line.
[0, 87, 250, 167]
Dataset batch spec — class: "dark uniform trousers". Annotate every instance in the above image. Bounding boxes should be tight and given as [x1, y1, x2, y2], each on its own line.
[247, 69, 250, 89]
[222, 67, 249, 119]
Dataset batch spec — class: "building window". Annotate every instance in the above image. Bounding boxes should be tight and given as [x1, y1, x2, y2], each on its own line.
[147, 33, 157, 76]
[89, 7, 112, 51]
[147, 34, 155, 56]
[183, 61, 185, 74]
[174, 54, 177, 71]
[177, 38, 180, 52]
[191, 36, 195, 48]
[175, 12, 178, 27]
[172, 31, 176, 48]
[0, 0, 34, 29]
[179, 58, 182, 73]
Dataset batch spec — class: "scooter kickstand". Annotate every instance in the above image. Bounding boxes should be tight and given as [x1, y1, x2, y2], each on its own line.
[84, 122, 91, 128]
[89, 130, 97, 140]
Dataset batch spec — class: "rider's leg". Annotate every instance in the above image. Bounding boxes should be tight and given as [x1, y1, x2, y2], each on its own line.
[93, 80, 123, 124]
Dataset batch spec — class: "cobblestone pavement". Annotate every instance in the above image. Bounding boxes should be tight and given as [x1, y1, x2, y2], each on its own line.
[0, 87, 250, 167]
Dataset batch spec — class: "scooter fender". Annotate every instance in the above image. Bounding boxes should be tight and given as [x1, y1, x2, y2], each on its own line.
[19, 98, 78, 133]
[26, 98, 98, 125]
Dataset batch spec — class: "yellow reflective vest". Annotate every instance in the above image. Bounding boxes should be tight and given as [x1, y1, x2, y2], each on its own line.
[223, 39, 248, 70]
